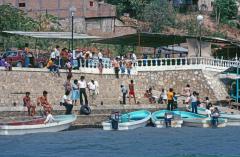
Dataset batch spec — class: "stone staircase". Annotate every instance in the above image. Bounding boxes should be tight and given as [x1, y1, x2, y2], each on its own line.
[202, 70, 229, 101]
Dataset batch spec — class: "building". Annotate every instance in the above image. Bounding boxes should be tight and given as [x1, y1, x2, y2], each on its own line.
[0, 0, 136, 36]
[0, 0, 115, 19]
[171, 0, 240, 13]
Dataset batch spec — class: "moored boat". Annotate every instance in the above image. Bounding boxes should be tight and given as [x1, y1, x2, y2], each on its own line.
[173, 111, 227, 128]
[187, 106, 240, 126]
[151, 110, 183, 128]
[0, 114, 77, 135]
[102, 110, 151, 130]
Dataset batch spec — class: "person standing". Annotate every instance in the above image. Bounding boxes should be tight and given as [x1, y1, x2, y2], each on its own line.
[55, 45, 61, 67]
[63, 75, 72, 93]
[78, 76, 88, 106]
[23, 92, 36, 116]
[190, 91, 198, 114]
[98, 59, 104, 75]
[126, 60, 132, 77]
[160, 88, 167, 104]
[129, 80, 137, 104]
[167, 88, 174, 111]
[71, 79, 80, 106]
[24, 43, 30, 67]
[87, 80, 97, 105]
[112, 57, 120, 79]
[120, 85, 127, 104]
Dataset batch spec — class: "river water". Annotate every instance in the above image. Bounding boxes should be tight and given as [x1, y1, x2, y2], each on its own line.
[0, 127, 240, 157]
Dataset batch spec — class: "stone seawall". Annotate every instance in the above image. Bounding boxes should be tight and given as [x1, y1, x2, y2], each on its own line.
[0, 69, 219, 107]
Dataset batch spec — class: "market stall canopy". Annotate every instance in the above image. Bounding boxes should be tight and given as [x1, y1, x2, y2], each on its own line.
[94, 32, 239, 47]
[2, 31, 102, 39]
[159, 46, 188, 54]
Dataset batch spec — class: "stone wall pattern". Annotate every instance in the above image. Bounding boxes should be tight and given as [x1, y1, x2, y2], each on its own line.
[0, 70, 217, 107]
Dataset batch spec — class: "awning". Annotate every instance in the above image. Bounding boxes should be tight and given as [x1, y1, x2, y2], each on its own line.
[219, 73, 240, 80]
[94, 32, 239, 47]
[160, 46, 188, 54]
[2, 31, 102, 39]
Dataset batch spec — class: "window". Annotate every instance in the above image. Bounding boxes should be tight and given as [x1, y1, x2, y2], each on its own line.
[19, 3, 26, 7]
[89, 1, 94, 7]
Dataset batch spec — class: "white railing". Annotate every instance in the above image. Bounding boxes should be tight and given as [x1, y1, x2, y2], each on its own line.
[135, 57, 239, 72]
[1, 57, 239, 74]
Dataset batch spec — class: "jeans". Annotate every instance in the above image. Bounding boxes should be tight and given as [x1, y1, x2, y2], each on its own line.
[80, 88, 88, 106]
[63, 103, 73, 115]
[212, 117, 218, 127]
[167, 100, 173, 111]
[164, 118, 172, 127]
[191, 102, 198, 114]
[114, 67, 119, 78]
[122, 93, 126, 104]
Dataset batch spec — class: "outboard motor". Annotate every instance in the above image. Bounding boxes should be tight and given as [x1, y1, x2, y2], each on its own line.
[80, 105, 91, 115]
[111, 112, 120, 130]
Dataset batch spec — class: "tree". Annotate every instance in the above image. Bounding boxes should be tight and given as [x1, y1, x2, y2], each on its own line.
[142, 0, 176, 32]
[213, 0, 238, 24]
[0, 4, 38, 31]
[106, 0, 152, 19]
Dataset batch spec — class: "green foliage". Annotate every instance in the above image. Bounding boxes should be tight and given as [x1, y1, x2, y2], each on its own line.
[106, 0, 151, 19]
[213, 0, 238, 23]
[142, 0, 176, 32]
[0, 4, 38, 31]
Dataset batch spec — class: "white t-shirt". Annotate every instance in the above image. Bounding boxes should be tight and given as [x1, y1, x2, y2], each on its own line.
[78, 80, 87, 89]
[50, 51, 56, 59]
[132, 53, 137, 60]
[55, 48, 60, 57]
[98, 52, 103, 59]
[63, 95, 73, 104]
[44, 114, 55, 123]
[161, 91, 167, 100]
[88, 82, 96, 91]
[190, 95, 197, 102]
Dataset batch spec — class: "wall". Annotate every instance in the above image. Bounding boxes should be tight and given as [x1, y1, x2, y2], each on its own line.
[0, 69, 218, 107]
[0, 0, 116, 19]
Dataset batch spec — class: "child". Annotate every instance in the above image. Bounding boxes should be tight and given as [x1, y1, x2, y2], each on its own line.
[23, 92, 36, 116]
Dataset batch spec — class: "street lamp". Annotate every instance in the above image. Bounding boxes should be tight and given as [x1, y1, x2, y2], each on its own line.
[197, 14, 203, 57]
[69, 6, 77, 52]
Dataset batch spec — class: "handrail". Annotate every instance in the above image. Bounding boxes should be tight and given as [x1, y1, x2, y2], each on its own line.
[1, 57, 239, 74]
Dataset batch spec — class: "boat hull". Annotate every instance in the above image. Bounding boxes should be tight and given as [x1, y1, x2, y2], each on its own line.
[151, 110, 183, 128]
[173, 111, 227, 128]
[102, 110, 151, 131]
[0, 115, 77, 135]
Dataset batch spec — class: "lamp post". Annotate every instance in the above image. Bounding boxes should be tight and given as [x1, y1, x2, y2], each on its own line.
[70, 6, 76, 52]
[197, 14, 203, 57]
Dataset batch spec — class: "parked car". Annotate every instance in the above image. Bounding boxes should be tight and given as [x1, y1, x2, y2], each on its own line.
[1, 50, 47, 68]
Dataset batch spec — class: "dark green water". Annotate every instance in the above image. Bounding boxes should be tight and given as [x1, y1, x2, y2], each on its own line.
[0, 127, 240, 157]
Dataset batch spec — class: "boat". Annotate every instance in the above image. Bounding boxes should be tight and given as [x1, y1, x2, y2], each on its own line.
[0, 114, 77, 135]
[0, 116, 45, 126]
[173, 111, 227, 128]
[151, 110, 183, 128]
[187, 106, 240, 126]
[102, 110, 151, 130]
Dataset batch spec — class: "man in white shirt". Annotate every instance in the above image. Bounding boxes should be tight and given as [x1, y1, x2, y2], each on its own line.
[131, 52, 137, 66]
[87, 80, 97, 105]
[50, 51, 56, 60]
[98, 50, 103, 60]
[78, 76, 88, 106]
[55, 45, 61, 67]
[62, 90, 73, 115]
